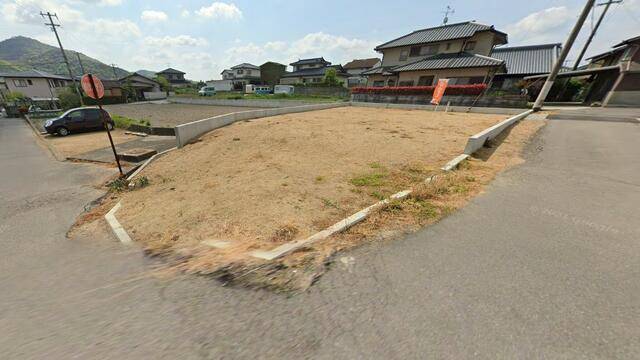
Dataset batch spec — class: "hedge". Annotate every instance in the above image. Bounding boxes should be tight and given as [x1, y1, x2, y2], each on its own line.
[351, 84, 487, 96]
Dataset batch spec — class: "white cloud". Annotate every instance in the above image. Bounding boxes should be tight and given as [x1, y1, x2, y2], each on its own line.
[68, 0, 123, 6]
[195, 2, 242, 20]
[264, 41, 287, 52]
[180, 9, 190, 18]
[505, 6, 573, 43]
[144, 35, 208, 47]
[141, 10, 168, 23]
[2, 0, 84, 25]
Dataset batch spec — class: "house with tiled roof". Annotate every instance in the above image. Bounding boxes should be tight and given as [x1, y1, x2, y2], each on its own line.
[279, 58, 350, 87]
[220, 63, 261, 90]
[489, 43, 562, 91]
[343, 58, 381, 87]
[363, 21, 508, 87]
[0, 69, 71, 101]
[157, 67, 188, 87]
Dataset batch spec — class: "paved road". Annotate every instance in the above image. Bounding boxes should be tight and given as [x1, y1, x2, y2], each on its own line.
[1, 112, 639, 359]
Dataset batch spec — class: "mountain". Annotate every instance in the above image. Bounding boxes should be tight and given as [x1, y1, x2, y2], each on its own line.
[136, 69, 157, 78]
[0, 36, 130, 80]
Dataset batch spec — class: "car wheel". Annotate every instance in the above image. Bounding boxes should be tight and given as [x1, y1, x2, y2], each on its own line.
[57, 127, 69, 136]
[106, 122, 114, 131]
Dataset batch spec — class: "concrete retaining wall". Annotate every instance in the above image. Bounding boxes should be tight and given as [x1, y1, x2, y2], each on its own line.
[352, 93, 527, 108]
[463, 110, 533, 155]
[175, 102, 350, 147]
[352, 101, 526, 115]
[168, 96, 326, 108]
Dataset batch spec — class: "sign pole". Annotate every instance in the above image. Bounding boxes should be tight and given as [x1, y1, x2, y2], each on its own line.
[86, 74, 123, 176]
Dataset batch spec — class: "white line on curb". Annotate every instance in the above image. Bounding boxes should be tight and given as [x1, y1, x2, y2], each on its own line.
[442, 154, 469, 171]
[251, 190, 413, 260]
[126, 147, 177, 182]
[104, 202, 133, 245]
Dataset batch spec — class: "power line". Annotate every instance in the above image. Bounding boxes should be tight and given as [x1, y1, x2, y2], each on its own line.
[442, 6, 455, 25]
[40, 11, 84, 106]
[572, 0, 623, 70]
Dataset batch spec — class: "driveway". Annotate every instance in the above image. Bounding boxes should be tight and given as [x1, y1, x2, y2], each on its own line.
[1, 110, 638, 359]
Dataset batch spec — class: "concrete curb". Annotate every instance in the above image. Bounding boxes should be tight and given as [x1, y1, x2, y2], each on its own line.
[442, 154, 470, 171]
[126, 147, 177, 182]
[104, 202, 133, 245]
[175, 102, 350, 148]
[250, 189, 413, 260]
[23, 115, 66, 161]
[463, 110, 533, 155]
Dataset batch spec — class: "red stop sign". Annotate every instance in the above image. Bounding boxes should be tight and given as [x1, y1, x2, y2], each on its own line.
[81, 74, 105, 100]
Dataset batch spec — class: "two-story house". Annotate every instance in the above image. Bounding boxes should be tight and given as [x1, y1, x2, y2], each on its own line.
[156, 68, 189, 87]
[0, 69, 71, 101]
[219, 63, 261, 90]
[279, 57, 350, 87]
[363, 21, 508, 87]
[343, 58, 381, 87]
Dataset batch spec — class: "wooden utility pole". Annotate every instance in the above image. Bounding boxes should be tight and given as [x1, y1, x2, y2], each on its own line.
[572, 0, 623, 70]
[532, 0, 596, 111]
[40, 11, 84, 106]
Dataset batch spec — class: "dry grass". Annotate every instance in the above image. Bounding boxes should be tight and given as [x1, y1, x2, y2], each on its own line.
[46, 129, 137, 158]
[73, 106, 544, 291]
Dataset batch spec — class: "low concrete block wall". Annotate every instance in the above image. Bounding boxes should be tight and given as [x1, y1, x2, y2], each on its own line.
[463, 110, 533, 155]
[175, 102, 350, 147]
[144, 92, 168, 100]
[352, 93, 527, 108]
[352, 101, 526, 115]
[168, 96, 322, 108]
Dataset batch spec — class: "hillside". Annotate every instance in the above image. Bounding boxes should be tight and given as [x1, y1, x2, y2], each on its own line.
[0, 36, 130, 79]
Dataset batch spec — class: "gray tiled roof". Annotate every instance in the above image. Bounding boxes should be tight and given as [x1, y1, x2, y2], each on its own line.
[0, 69, 70, 80]
[290, 57, 330, 66]
[376, 21, 507, 50]
[391, 52, 504, 72]
[158, 67, 185, 74]
[231, 63, 260, 70]
[490, 44, 560, 75]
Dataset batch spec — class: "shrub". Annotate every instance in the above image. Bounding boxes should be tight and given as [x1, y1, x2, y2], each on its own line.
[351, 84, 487, 96]
[112, 114, 148, 129]
[58, 86, 82, 110]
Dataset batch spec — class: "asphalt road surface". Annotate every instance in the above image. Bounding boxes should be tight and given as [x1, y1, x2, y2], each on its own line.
[1, 111, 639, 359]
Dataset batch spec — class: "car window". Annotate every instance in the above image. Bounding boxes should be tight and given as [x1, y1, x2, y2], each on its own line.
[86, 109, 100, 121]
[67, 111, 83, 121]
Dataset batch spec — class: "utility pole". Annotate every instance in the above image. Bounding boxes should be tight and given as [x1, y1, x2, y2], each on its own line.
[76, 52, 85, 75]
[572, 0, 622, 70]
[532, 0, 595, 111]
[110, 64, 119, 79]
[40, 12, 83, 106]
[442, 6, 455, 25]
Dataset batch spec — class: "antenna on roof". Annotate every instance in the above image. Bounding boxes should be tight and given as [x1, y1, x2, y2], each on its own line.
[442, 5, 455, 25]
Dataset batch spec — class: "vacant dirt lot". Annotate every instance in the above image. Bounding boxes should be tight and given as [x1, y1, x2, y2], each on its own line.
[116, 107, 508, 257]
[104, 103, 264, 128]
[46, 129, 137, 158]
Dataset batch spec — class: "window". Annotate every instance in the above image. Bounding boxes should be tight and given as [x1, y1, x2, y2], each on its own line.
[237, 69, 244, 74]
[446, 43, 451, 50]
[67, 110, 83, 121]
[312, 77, 322, 83]
[421, 45, 439, 55]
[409, 46, 421, 57]
[246, 70, 252, 75]
[27, 79, 33, 85]
[86, 109, 100, 121]
[464, 41, 476, 51]
[387, 79, 396, 87]
[399, 50, 409, 61]
[418, 75, 434, 86]
[13, 79, 28, 87]
[373, 80, 385, 87]
[399, 80, 414, 86]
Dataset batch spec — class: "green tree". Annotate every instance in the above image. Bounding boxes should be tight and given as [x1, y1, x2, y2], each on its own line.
[323, 68, 342, 86]
[154, 75, 171, 92]
[58, 86, 81, 110]
[5, 91, 26, 102]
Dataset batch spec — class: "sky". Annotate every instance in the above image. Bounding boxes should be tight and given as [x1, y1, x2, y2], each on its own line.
[1, 0, 639, 81]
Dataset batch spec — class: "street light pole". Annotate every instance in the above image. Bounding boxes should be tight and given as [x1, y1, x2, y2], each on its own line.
[532, 0, 596, 111]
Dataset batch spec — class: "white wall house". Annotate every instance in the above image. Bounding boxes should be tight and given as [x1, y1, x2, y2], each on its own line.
[0, 70, 70, 101]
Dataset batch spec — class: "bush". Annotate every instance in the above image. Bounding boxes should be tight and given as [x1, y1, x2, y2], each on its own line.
[112, 114, 149, 129]
[351, 84, 487, 96]
[58, 86, 82, 110]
